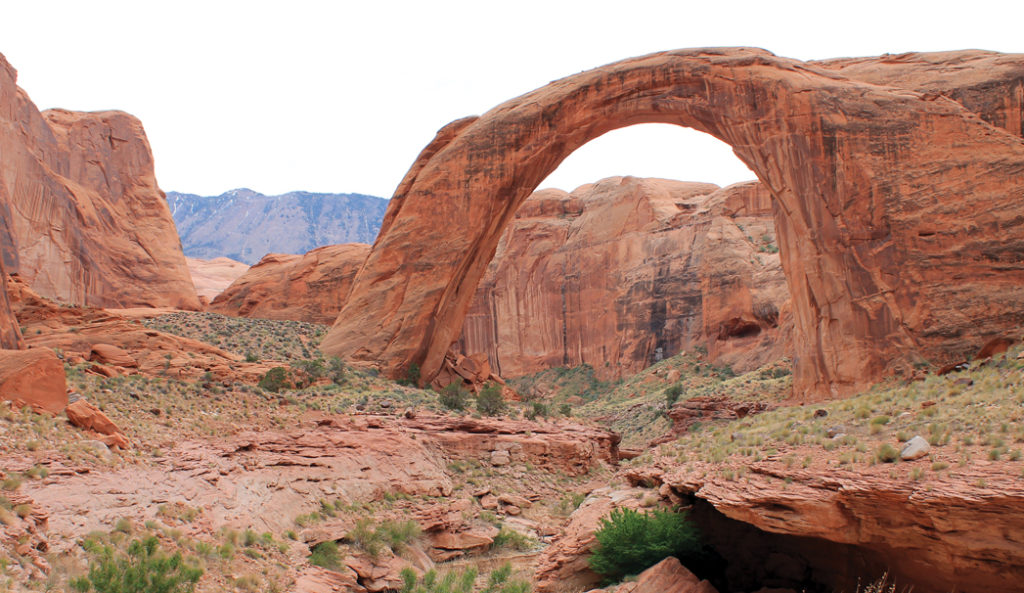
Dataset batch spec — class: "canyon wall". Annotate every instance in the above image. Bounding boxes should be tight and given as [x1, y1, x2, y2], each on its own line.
[458, 177, 790, 380]
[0, 53, 199, 309]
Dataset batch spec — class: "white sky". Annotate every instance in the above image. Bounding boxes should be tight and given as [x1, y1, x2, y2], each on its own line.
[1, 0, 1021, 198]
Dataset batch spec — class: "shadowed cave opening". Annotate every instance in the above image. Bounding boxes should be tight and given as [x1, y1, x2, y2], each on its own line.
[683, 498, 894, 593]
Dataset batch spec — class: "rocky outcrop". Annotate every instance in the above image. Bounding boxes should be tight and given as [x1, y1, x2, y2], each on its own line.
[208, 244, 370, 324]
[167, 189, 387, 265]
[458, 177, 790, 380]
[615, 557, 719, 593]
[64, 399, 129, 448]
[323, 48, 1024, 400]
[662, 460, 1024, 593]
[186, 257, 249, 301]
[0, 348, 66, 414]
[0, 53, 199, 309]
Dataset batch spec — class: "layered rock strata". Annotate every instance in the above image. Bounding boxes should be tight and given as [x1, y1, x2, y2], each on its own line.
[0, 53, 199, 309]
[323, 48, 1024, 400]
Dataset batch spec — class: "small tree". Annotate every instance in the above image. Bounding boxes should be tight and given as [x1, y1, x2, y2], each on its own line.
[664, 384, 684, 408]
[587, 508, 701, 582]
[476, 383, 505, 416]
[439, 382, 469, 411]
[258, 367, 289, 393]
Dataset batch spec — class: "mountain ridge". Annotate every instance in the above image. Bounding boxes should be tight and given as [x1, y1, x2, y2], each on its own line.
[167, 189, 387, 264]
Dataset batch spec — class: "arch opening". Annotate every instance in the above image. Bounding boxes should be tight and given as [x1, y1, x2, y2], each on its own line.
[454, 122, 784, 384]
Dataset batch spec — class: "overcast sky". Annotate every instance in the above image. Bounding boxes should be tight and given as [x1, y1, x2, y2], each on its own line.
[2, 0, 1021, 198]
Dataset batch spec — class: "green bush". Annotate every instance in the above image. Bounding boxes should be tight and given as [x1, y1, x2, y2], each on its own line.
[309, 541, 343, 570]
[876, 443, 900, 463]
[258, 367, 289, 393]
[664, 384, 684, 407]
[439, 382, 469, 411]
[70, 536, 202, 593]
[525, 402, 548, 421]
[377, 519, 421, 553]
[587, 508, 700, 582]
[327, 357, 347, 384]
[400, 363, 421, 386]
[477, 383, 505, 416]
[400, 563, 528, 593]
[492, 528, 533, 551]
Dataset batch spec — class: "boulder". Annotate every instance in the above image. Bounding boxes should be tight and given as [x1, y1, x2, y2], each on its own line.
[64, 399, 128, 448]
[617, 557, 718, 593]
[900, 436, 931, 461]
[0, 348, 67, 414]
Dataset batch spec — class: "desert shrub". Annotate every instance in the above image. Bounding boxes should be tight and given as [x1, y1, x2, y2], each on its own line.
[327, 357, 347, 384]
[244, 352, 259, 363]
[876, 443, 900, 463]
[558, 403, 572, 417]
[525, 402, 548, 421]
[258, 367, 289, 393]
[400, 563, 527, 593]
[477, 383, 505, 416]
[295, 359, 325, 381]
[439, 382, 469, 411]
[308, 541, 343, 570]
[378, 519, 421, 553]
[587, 508, 701, 582]
[492, 528, 533, 551]
[69, 536, 202, 593]
[400, 363, 421, 386]
[347, 517, 384, 558]
[664, 384, 684, 407]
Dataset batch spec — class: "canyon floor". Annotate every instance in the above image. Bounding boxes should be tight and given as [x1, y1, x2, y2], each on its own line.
[2, 300, 1023, 593]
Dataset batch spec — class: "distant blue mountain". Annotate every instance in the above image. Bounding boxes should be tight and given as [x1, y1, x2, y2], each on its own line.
[166, 189, 388, 265]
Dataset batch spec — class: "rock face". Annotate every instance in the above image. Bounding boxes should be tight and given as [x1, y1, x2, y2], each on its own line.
[0, 53, 199, 309]
[616, 557, 719, 593]
[663, 461, 1024, 593]
[458, 177, 790, 380]
[323, 48, 1024, 400]
[208, 244, 370, 324]
[167, 189, 387, 265]
[0, 348, 67, 414]
[186, 257, 249, 301]
[0, 263, 23, 350]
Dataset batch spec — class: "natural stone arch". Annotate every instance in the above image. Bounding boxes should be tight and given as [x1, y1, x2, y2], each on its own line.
[322, 47, 1024, 399]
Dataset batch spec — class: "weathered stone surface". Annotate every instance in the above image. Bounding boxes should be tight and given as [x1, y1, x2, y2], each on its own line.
[0, 348, 67, 414]
[89, 344, 137, 368]
[0, 53, 199, 309]
[0, 267, 23, 350]
[208, 244, 370, 324]
[457, 177, 790, 380]
[323, 48, 1024, 400]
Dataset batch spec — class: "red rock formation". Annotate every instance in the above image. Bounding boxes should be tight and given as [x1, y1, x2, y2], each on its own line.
[616, 557, 719, 593]
[64, 399, 129, 448]
[0, 267, 23, 350]
[663, 461, 1024, 593]
[0, 53, 199, 309]
[458, 177, 790, 380]
[0, 348, 67, 414]
[186, 257, 249, 301]
[208, 244, 370, 324]
[323, 48, 1024, 400]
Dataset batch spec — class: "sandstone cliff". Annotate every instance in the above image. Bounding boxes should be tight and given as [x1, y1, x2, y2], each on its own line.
[0, 53, 199, 309]
[208, 244, 370, 325]
[323, 48, 1024, 400]
[458, 177, 790, 380]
